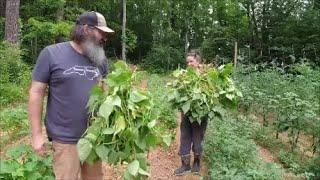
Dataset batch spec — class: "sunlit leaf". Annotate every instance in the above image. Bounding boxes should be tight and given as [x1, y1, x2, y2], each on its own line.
[127, 160, 140, 176]
[77, 139, 92, 162]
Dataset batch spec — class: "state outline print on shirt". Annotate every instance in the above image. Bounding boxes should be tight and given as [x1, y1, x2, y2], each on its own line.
[63, 65, 101, 80]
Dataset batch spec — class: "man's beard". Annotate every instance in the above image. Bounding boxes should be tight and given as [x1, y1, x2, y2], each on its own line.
[82, 38, 106, 67]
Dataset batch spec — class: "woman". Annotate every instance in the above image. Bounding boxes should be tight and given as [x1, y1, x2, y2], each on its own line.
[174, 49, 208, 176]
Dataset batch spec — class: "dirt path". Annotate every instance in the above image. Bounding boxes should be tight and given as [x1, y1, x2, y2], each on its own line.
[147, 114, 208, 180]
[257, 145, 304, 180]
[257, 145, 280, 164]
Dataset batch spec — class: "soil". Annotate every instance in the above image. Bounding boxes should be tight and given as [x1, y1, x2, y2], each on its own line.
[257, 145, 280, 164]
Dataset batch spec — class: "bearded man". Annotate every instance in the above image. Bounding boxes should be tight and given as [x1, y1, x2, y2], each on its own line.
[28, 11, 114, 180]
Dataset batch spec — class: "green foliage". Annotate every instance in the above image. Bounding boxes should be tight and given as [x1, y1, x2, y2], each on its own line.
[20, 0, 66, 21]
[253, 126, 281, 149]
[0, 105, 29, 147]
[278, 150, 319, 179]
[0, 42, 31, 107]
[235, 64, 320, 151]
[235, 63, 320, 178]
[204, 114, 283, 179]
[124, 29, 138, 53]
[201, 26, 244, 63]
[167, 64, 242, 124]
[141, 45, 185, 73]
[0, 144, 54, 179]
[78, 61, 165, 179]
[0, 42, 29, 84]
[3, 0, 320, 66]
[0, 17, 4, 39]
[0, 85, 26, 108]
[22, 18, 73, 63]
[278, 150, 301, 172]
[305, 156, 320, 179]
[63, 6, 86, 22]
[147, 74, 176, 129]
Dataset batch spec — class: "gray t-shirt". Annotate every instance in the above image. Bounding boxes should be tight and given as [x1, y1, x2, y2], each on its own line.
[32, 41, 107, 143]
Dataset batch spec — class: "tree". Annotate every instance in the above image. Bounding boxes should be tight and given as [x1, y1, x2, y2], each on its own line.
[0, 0, 5, 17]
[5, 0, 20, 44]
[122, 0, 126, 61]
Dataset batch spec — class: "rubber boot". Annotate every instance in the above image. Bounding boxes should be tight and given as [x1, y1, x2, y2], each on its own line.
[191, 154, 201, 174]
[174, 155, 191, 176]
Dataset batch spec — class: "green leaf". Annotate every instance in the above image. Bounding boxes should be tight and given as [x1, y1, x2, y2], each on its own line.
[147, 120, 156, 128]
[103, 128, 115, 134]
[146, 134, 157, 147]
[182, 101, 191, 114]
[124, 170, 132, 180]
[106, 62, 132, 87]
[77, 138, 92, 162]
[114, 60, 127, 70]
[111, 95, 122, 107]
[86, 151, 98, 165]
[135, 136, 146, 150]
[95, 145, 109, 161]
[114, 114, 126, 134]
[138, 167, 150, 176]
[108, 150, 119, 164]
[226, 93, 235, 100]
[90, 85, 104, 95]
[179, 96, 189, 102]
[130, 90, 148, 103]
[86, 133, 97, 142]
[219, 63, 233, 77]
[207, 69, 219, 82]
[162, 135, 172, 147]
[167, 91, 176, 101]
[127, 160, 140, 176]
[87, 87, 104, 113]
[98, 97, 114, 120]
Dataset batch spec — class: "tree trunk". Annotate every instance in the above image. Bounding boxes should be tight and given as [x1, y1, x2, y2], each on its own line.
[121, 0, 126, 61]
[234, 41, 238, 67]
[250, 2, 261, 56]
[261, 0, 271, 57]
[5, 0, 20, 44]
[184, 31, 188, 55]
[55, 6, 64, 43]
[0, 0, 5, 17]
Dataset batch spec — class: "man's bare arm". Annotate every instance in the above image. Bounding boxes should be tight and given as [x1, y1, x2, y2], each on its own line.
[28, 81, 47, 156]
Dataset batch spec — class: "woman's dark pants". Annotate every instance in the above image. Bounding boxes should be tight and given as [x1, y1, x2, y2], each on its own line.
[179, 114, 208, 156]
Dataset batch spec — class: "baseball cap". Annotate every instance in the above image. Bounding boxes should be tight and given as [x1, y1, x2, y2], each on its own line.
[76, 11, 114, 33]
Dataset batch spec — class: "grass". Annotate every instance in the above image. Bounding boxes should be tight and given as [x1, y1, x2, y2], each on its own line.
[0, 104, 29, 149]
[147, 73, 176, 130]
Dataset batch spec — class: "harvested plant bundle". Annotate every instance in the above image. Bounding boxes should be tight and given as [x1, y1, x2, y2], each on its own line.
[167, 64, 242, 124]
[77, 61, 158, 179]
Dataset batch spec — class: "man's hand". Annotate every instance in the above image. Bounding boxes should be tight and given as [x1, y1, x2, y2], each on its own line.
[31, 133, 46, 156]
[98, 78, 108, 91]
